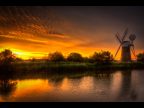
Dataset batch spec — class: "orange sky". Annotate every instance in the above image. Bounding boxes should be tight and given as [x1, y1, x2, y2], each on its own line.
[0, 6, 143, 60]
[0, 32, 140, 60]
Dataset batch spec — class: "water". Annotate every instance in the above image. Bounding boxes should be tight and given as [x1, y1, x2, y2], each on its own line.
[0, 70, 144, 102]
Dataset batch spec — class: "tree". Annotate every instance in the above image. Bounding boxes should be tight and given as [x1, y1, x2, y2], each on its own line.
[90, 51, 114, 64]
[0, 49, 16, 65]
[48, 52, 65, 62]
[67, 52, 83, 62]
[137, 52, 144, 62]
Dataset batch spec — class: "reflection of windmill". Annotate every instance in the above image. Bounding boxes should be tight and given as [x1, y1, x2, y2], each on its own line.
[114, 28, 136, 62]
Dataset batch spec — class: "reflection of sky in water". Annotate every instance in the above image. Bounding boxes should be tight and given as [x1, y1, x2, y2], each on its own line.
[0, 70, 144, 101]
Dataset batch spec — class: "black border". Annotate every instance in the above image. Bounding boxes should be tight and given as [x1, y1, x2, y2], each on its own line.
[0, 102, 142, 108]
[0, 0, 144, 5]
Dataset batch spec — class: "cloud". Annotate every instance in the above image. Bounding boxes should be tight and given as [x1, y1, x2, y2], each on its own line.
[0, 6, 143, 59]
[0, 34, 47, 45]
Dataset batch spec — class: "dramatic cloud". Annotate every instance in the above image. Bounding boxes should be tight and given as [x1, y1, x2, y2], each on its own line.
[0, 6, 144, 59]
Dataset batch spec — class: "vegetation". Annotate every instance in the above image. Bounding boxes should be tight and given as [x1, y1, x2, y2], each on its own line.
[48, 52, 65, 62]
[0, 49, 144, 73]
[137, 52, 144, 62]
[0, 49, 16, 65]
[89, 51, 114, 64]
[67, 52, 83, 62]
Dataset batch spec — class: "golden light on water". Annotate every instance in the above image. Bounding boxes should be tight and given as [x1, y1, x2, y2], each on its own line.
[0, 71, 133, 102]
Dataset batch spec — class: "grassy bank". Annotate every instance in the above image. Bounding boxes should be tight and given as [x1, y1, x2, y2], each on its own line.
[12, 61, 144, 73]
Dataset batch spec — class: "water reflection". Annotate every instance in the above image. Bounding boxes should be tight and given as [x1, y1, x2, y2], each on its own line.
[90, 73, 112, 101]
[118, 70, 132, 100]
[117, 70, 138, 101]
[0, 67, 18, 101]
[0, 69, 143, 101]
[0, 80, 17, 98]
[48, 76, 64, 87]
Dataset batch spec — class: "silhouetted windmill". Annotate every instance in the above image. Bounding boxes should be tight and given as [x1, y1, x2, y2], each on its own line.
[114, 28, 136, 62]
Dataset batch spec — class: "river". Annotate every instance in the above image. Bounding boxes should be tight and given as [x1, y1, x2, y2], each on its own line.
[0, 70, 144, 102]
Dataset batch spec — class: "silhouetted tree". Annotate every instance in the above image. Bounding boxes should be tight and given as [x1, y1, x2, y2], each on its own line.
[48, 52, 65, 62]
[137, 52, 144, 62]
[90, 51, 114, 64]
[67, 52, 83, 62]
[0, 49, 16, 65]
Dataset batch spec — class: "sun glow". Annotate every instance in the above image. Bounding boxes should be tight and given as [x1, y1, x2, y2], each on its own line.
[0, 48, 47, 60]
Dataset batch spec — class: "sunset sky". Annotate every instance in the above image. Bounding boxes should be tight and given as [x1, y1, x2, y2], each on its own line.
[0, 6, 144, 60]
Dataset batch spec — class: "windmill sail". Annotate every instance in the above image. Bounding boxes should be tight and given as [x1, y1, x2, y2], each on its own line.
[115, 28, 129, 59]
[121, 28, 128, 41]
[131, 45, 136, 58]
[115, 33, 122, 43]
[114, 44, 122, 58]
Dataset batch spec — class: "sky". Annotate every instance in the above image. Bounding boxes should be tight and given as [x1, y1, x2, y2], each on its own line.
[0, 6, 144, 60]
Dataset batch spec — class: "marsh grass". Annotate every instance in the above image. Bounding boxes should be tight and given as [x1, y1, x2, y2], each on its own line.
[11, 61, 144, 74]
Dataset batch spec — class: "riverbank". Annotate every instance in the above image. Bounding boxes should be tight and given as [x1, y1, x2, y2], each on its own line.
[11, 61, 144, 72]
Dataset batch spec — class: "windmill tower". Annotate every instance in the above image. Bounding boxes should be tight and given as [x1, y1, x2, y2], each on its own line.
[114, 28, 136, 62]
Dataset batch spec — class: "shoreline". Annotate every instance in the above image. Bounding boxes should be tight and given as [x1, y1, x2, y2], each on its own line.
[0, 61, 144, 80]
[11, 61, 144, 72]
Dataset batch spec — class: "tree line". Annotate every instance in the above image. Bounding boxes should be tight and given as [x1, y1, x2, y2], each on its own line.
[0, 49, 144, 65]
[47, 51, 114, 64]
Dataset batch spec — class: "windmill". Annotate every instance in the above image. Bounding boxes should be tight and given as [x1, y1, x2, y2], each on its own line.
[114, 28, 136, 62]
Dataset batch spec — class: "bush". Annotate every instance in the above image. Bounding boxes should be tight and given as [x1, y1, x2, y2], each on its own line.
[48, 52, 65, 62]
[67, 53, 83, 62]
[137, 52, 144, 62]
[90, 51, 114, 64]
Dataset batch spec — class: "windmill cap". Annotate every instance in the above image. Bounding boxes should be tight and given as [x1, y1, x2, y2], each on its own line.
[122, 41, 131, 47]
